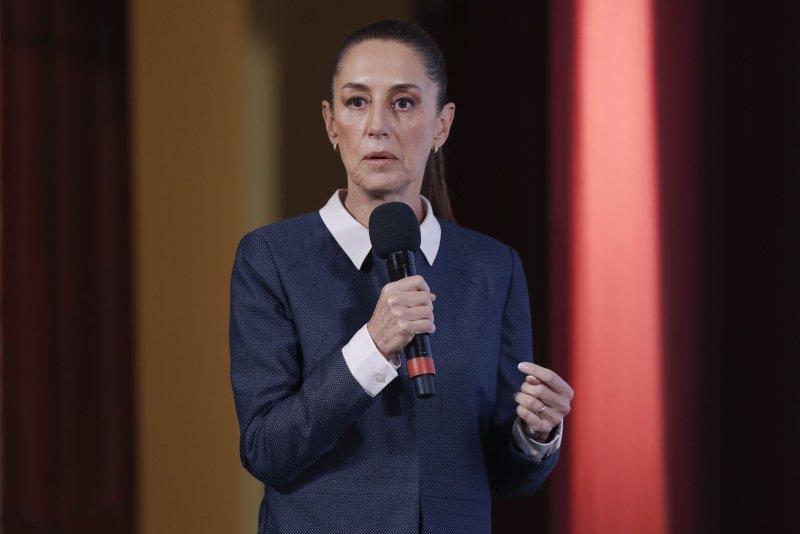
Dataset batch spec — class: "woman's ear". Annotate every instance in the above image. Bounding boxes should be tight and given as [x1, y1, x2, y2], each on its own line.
[433, 102, 456, 148]
[322, 100, 338, 146]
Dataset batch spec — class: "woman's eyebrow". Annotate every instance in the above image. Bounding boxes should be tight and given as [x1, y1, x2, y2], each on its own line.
[389, 83, 422, 92]
[341, 82, 369, 91]
[340, 82, 422, 92]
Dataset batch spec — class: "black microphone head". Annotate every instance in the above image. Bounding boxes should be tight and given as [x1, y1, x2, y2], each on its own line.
[368, 201, 421, 259]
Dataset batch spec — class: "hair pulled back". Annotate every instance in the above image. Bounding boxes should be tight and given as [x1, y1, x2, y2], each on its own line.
[330, 19, 455, 222]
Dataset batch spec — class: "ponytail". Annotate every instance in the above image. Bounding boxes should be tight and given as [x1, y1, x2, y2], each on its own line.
[422, 148, 455, 222]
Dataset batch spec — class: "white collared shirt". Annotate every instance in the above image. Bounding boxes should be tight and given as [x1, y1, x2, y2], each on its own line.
[319, 189, 441, 269]
[319, 190, 562, 459]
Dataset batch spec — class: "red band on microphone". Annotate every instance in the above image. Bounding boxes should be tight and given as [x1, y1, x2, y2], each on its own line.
[407, 356, 436, 378]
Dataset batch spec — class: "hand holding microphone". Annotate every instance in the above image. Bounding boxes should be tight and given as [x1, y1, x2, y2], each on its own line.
[368, 202, 437, 398]
[367, 275, 436, 357]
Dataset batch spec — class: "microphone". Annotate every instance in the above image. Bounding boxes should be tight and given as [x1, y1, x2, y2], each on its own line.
[369, 202, 436, 399]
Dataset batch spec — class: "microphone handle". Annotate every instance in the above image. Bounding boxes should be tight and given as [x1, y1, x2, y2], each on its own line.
[386, 251, 436, 399]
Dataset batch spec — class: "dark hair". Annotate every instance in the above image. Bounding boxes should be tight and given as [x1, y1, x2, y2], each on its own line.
[330, 18, 455, 222]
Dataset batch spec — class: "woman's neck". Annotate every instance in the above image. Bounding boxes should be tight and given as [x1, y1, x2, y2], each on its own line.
[342, 188, 424, 227]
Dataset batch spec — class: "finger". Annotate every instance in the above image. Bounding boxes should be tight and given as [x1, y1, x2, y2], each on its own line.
[515, 391, 560, 422]
[516, 405, 554, 435]
[519, 383, 569, 411]
[518, 394, 565, 425]
[517, 362, 574, 398]
[380, 280, 424, 301]
[525, 375, 542, 385]
[405, 318, 436, 335]
[394, 275, 431, 293]
[516, 399, 558, 438]
[514, 392, 549, 415]
[394, 303, 434, 323]
[518, 392, 561, 422]
[402, 307, 434, 325]
[386, 291, 434, 311]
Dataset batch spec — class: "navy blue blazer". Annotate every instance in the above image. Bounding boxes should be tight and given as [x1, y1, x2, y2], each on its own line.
[230, 212, 558, 534]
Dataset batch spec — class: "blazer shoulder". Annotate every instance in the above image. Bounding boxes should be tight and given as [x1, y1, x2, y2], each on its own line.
[438, 218, 518, 268]
[436, 219, 524, 299]
[238, 212, 330, 265]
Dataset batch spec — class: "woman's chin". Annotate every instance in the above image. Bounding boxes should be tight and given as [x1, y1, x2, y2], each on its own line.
[350, 173, 417, 199]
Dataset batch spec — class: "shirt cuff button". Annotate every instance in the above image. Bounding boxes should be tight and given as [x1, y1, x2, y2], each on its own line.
[375, 374, 385, 383]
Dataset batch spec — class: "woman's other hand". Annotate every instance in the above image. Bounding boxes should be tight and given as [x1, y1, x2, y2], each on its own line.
[367, 275, 436, 359]
[515, 362, 574, 442]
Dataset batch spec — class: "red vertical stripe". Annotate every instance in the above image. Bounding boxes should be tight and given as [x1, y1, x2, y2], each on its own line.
[560, 0, 667, 532]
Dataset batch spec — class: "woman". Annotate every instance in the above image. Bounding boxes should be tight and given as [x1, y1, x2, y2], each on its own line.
[230, 19, 573, 534]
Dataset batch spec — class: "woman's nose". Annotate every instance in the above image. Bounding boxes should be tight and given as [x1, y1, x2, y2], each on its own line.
[366, 105, 389, 138]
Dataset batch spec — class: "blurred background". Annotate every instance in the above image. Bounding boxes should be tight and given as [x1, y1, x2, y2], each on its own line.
[2, 0, 797, 533]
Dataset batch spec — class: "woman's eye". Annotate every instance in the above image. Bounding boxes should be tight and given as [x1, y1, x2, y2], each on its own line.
[346, 96, 367, 108]
[392, 97, 415, 110]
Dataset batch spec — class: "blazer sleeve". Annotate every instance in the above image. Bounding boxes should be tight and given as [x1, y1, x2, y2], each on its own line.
[486, 246, 559, 497]
[229, 231, 375, 487]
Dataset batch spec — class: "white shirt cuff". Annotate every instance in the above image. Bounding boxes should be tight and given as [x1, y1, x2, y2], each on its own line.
[512, 417, 563, 461]
[342, 324, 400, 397]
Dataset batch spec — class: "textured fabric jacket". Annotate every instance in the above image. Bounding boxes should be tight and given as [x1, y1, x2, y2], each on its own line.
[229, 213, 559, 534]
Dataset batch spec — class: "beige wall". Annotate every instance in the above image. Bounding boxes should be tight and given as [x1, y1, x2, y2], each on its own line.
[130, 1, 261, 533]
[130, 2, 410, 533]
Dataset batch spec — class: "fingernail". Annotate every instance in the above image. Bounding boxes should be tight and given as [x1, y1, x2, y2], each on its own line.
[517, 362, 529, 371]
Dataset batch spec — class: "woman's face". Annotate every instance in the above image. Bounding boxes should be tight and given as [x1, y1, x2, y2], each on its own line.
[322, 40, 455, 202]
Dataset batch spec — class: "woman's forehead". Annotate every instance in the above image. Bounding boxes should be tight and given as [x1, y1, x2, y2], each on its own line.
[335, 40, 431, 90]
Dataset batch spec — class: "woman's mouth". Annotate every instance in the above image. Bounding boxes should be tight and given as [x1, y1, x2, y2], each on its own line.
[364, 151, 398, 162]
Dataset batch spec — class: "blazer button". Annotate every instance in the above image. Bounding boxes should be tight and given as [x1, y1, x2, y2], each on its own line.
[375, 374, 385, 383]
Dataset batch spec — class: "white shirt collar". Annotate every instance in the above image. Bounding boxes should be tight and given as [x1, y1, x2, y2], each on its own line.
[319, 189, 441, 269]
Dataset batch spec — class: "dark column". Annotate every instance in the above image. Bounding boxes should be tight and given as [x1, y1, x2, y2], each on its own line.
[653, 2, 704, 532]
[1, 1, 135, 532]
[692, 2, 800, 531]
